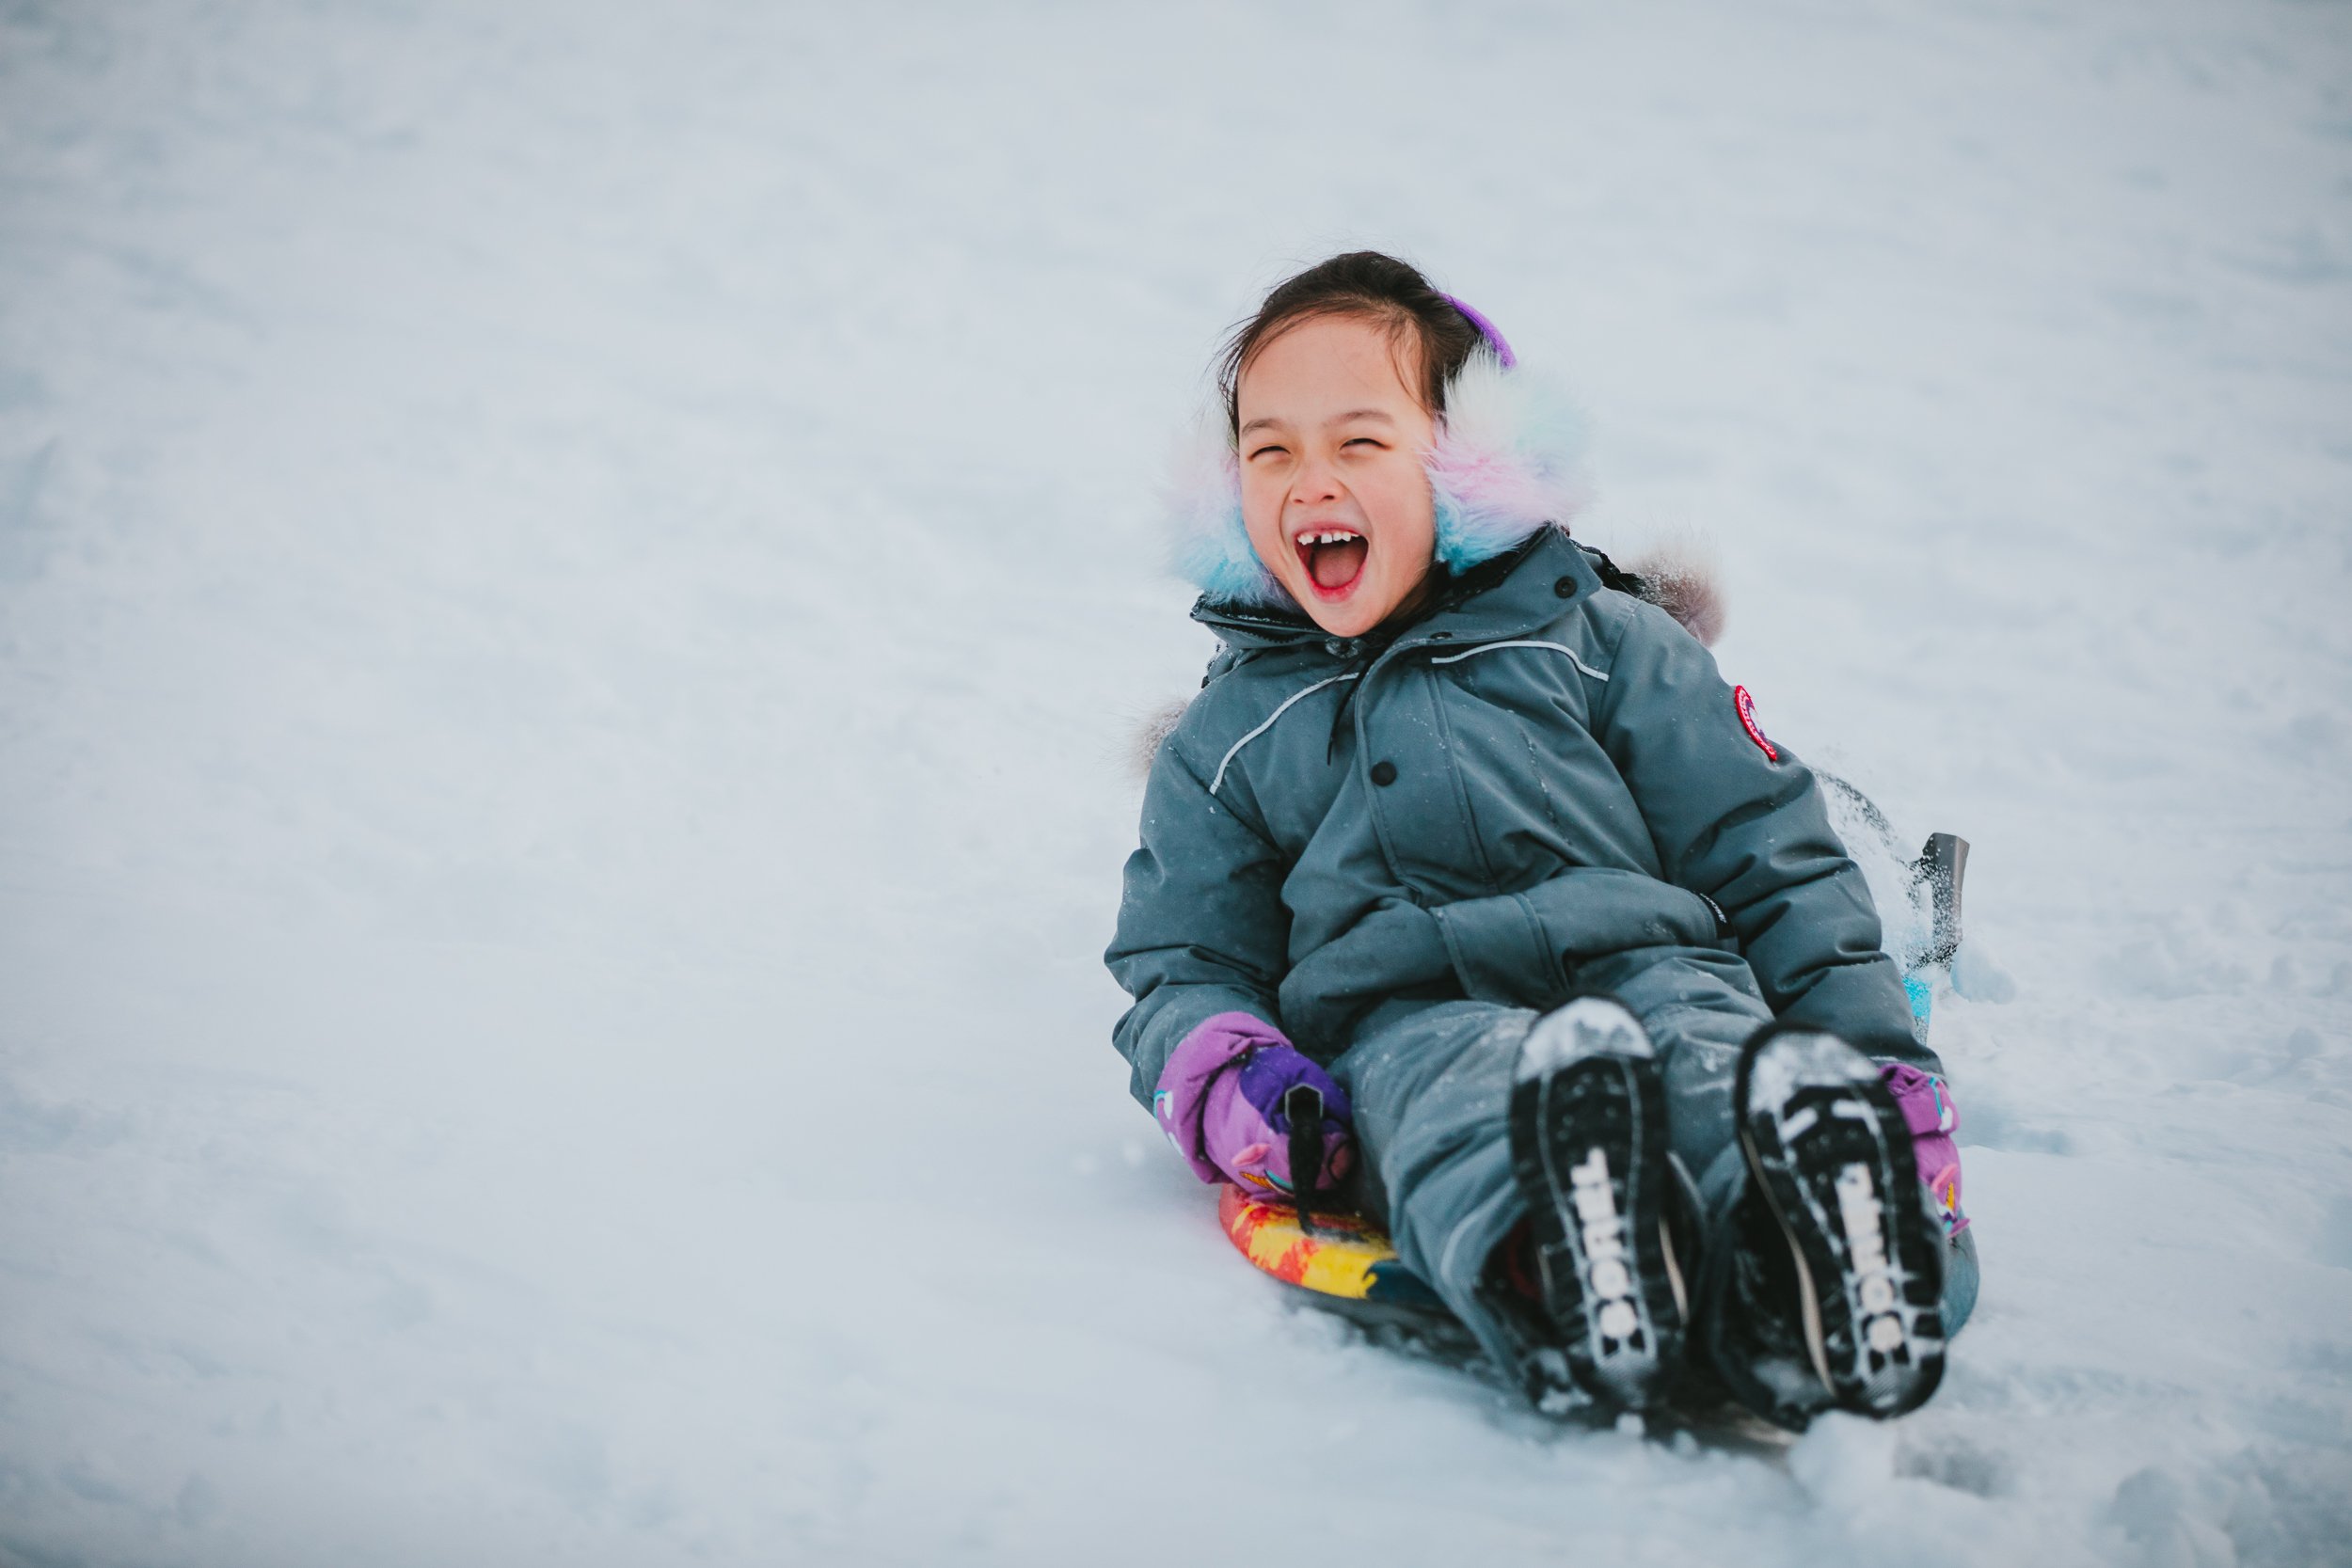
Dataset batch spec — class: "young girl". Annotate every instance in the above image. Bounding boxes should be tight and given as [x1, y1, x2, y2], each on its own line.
[1106, 252, 1977, 1429]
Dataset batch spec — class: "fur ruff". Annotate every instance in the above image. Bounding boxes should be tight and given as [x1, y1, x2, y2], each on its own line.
[1614, 527, 1726, 648]
[1161, 356, 1590, 609]
[1131, 699, 1190, 778]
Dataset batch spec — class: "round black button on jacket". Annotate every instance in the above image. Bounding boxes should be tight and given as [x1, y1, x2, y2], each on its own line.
[1554, 576, 1579, 597]
[1369, 761, 1398, 786]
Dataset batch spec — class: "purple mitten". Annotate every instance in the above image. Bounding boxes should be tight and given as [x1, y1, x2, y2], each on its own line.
[1154, 1012, 1356, 1195]
[1880, 1062, 1968, 1238]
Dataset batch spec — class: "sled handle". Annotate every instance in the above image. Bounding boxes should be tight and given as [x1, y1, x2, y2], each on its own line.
[1284, 1083, 1324, 1238]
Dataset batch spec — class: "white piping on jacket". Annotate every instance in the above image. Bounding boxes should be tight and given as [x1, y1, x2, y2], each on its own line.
[1210, 673, 1360, 796]
[1207, 639, 1607, 798]
[1428, 639, 1611, 682]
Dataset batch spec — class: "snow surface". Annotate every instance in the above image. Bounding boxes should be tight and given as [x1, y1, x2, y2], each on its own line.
[4, 1, 2350, 1563]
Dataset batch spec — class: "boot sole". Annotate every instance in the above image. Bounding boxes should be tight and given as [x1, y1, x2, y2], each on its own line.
[1508, 998, 1686, 1412]
[1735, 1028, 1947, 1419]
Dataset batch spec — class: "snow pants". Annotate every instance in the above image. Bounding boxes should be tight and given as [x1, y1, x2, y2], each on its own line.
[1326, 948, 1980, 1389]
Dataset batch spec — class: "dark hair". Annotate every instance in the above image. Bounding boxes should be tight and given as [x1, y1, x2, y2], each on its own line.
[1216, 251, 1486, 436]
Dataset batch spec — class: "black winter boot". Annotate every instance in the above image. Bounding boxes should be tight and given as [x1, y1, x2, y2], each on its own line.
[1732, 1024, 1947, 1421]
[1505, 997, 1690, 1412]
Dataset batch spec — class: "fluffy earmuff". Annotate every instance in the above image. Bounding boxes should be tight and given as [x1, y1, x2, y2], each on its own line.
[1165, 410, 1292, 610]
[1422, 356, 1589, 573]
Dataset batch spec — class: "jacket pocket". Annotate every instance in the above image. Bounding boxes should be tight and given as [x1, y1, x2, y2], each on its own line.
[1432, 869, 1729, 1010]
[1278, 899, 1454, 1055]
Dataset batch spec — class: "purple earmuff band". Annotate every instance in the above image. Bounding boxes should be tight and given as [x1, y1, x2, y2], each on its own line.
[1441, 293, 1516, 369]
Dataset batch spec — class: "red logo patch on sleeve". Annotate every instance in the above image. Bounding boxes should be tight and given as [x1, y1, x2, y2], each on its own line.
[1734, 686, 1778, 761]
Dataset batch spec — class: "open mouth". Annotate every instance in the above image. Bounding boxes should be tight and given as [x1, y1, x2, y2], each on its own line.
[1295, 528, 1368, 596]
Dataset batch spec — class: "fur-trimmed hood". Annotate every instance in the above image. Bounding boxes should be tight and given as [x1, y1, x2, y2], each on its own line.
[1165, 355, 1591, 611]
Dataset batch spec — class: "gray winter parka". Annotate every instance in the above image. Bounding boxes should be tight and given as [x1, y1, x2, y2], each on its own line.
[1105, 526, 1931, 1109]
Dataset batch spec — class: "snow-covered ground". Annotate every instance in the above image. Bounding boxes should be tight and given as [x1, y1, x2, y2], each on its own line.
[3, 1, 2348, 1562]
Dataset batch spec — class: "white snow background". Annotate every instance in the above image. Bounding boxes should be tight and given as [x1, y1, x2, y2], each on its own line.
[4, 1, 2350, 1563]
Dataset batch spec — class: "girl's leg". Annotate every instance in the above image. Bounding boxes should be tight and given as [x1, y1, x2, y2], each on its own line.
[1327, 998, 1541, 1375]
[1326, 968, 1980, 1412]
[1573, 947, 1776, 1198]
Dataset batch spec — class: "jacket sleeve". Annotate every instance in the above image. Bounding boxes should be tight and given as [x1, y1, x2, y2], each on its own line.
[1104, 727, 1295, 1110]
[1591, 599, 1933, 1068]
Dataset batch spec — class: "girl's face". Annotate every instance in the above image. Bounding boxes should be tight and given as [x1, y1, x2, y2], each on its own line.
[1234, 313, 1438, 638]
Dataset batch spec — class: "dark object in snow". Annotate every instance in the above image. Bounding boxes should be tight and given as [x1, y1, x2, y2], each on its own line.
[1916, 832, 1969, 969]
[1817, 769, 1972, 1043]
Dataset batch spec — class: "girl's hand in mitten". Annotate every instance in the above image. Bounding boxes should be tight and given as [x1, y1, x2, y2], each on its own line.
[1880, 1062, 1968, 1237]
[1154, 1012, 1356, 1196]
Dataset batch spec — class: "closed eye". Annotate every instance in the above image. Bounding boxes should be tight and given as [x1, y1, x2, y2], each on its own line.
[1343, 437, 1384, 450]
[1247, 444, 1288, 461]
